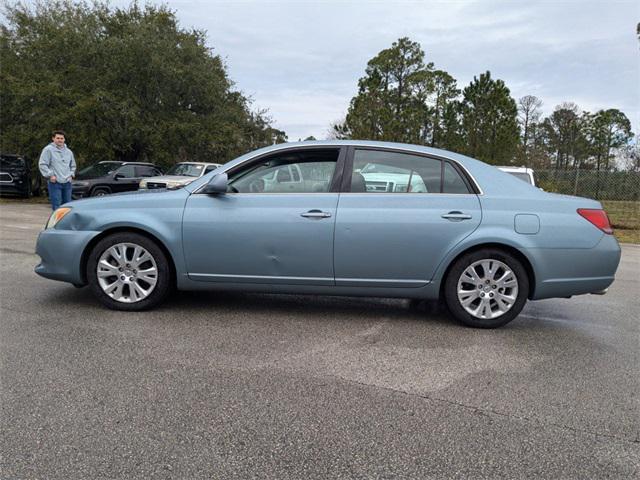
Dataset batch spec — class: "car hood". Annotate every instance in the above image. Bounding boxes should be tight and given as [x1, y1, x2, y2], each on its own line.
[141, 175, 197, 184]
[64, 185, 189, 207]
[69, 188, 162, 202]
[74, 174, 115, 182]
[0, 164, 28, 174]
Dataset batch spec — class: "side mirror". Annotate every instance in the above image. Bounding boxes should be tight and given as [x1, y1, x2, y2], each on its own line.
[114, 173, 125, 180]
[202, 173, 228, 194]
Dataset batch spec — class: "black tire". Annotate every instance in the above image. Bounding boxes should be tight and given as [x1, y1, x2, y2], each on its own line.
[443, 248, 529, 328]
[21, 183, 31, 198]
[91, 187, 111, 197]
[87, 232, 172, 311]
[31, 176, 41, 197]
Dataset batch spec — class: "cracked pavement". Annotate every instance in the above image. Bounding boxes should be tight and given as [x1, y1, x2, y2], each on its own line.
[1, 201, 639, 479]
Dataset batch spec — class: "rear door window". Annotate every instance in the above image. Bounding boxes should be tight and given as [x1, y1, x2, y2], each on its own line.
[136, 166, 159, 177]
[352, 149, 441, 193]
[116, 165, 137, 178]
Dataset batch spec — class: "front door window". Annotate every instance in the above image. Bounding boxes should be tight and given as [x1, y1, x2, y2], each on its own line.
[229, 150, 338, 193]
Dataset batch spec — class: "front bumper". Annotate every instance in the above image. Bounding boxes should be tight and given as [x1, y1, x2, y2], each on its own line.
[35, 228, 101, 285]
[71, 186, 90, 199]
[141, 181, 168, 190]
[0, 182, 29, 195]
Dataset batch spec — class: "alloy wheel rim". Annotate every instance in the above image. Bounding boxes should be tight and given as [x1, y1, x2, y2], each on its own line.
[97, 243, 158, 303]
[457, 259, 518, 320]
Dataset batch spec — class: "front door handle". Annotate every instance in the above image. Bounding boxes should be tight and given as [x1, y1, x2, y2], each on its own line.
[441, 211, 472, 221]
[301, 210, 332, 219]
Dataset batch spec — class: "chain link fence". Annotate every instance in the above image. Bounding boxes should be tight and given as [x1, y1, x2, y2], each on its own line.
[535, 169, 639, 242]
[535, 169, 639, 201]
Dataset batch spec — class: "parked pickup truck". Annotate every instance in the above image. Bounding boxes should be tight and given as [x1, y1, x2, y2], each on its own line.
[357, 162, 428, 192]
[139, 162, 222, 190]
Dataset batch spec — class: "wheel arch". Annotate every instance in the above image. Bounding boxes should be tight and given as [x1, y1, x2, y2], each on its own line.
[438, 242, 536, 300]
[79, 226, 177, 286]
[90, 185, 112, 196]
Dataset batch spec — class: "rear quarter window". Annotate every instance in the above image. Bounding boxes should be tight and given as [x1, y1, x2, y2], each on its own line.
[442, 162, 471, 194]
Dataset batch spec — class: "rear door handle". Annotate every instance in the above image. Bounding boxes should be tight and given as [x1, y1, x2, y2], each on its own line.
[441, 211, 472, 221]
[301, 210, 332, 219]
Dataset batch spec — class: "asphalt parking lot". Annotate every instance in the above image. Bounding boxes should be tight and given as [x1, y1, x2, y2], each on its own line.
[1, 201, 638, 479]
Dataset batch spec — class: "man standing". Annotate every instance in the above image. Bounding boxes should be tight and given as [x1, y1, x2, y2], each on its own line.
[39, 130, 76, 210]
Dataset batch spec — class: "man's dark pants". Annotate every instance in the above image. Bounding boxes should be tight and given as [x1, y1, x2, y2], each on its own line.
[48, 181, 72, 210]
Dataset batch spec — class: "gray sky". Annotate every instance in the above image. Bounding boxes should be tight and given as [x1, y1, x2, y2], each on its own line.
[119, 0, 639, 141]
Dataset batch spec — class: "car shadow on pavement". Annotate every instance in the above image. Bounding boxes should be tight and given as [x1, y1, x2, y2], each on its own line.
[168, 290, 455, 324]
[41, 284, 458, 328]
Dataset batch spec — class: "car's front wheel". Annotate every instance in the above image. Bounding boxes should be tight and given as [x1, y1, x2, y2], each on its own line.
[21, 182, 31, 198]
[91, 187, 111, 197]
[87, 232, 171, 311]
[443, 248, 529, 328]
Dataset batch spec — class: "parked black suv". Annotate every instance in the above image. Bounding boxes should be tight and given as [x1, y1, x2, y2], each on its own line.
[0, 154, 41, 197]
[72, 161, 163, 199]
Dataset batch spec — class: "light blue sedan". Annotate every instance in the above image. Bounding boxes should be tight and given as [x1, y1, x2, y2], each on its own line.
[35, 141, 621, 328]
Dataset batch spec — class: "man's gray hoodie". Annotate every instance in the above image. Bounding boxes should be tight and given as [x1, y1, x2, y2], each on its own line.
[39, 142, 76, 183]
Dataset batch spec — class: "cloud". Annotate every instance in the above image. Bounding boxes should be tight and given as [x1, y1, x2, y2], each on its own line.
[109, 0, 640, 138]
[253, 89, 350, 140]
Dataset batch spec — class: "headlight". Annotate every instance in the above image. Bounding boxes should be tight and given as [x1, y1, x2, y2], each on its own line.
[165, 181, 184, 189]
[46, 207, 72, 229]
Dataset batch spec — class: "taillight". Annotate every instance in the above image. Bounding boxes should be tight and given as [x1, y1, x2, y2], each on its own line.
[577, 209, 613, 234]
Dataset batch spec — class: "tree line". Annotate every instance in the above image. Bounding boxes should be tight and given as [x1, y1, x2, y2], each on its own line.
[0, 1, 286, 170]
[333, 37, 636, 171]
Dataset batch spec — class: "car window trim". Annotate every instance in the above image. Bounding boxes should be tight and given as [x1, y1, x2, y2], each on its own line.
[341, 146, 481, 195]
[195, 146, 347, 195]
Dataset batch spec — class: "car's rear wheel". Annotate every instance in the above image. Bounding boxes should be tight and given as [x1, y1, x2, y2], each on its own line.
[87, 232, 171, 311]
[443, 248, 529, 328]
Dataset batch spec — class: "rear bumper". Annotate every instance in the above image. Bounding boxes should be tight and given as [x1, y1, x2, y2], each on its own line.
[528, 234, 621, 300]
[34, 229, 101, 285]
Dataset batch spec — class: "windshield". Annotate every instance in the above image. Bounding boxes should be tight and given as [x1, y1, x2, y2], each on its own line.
[166, 163, 205, 177]
[507, 172, 533, 184]
[0, 156, 25, 168]
[77, 162, 122, 179]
